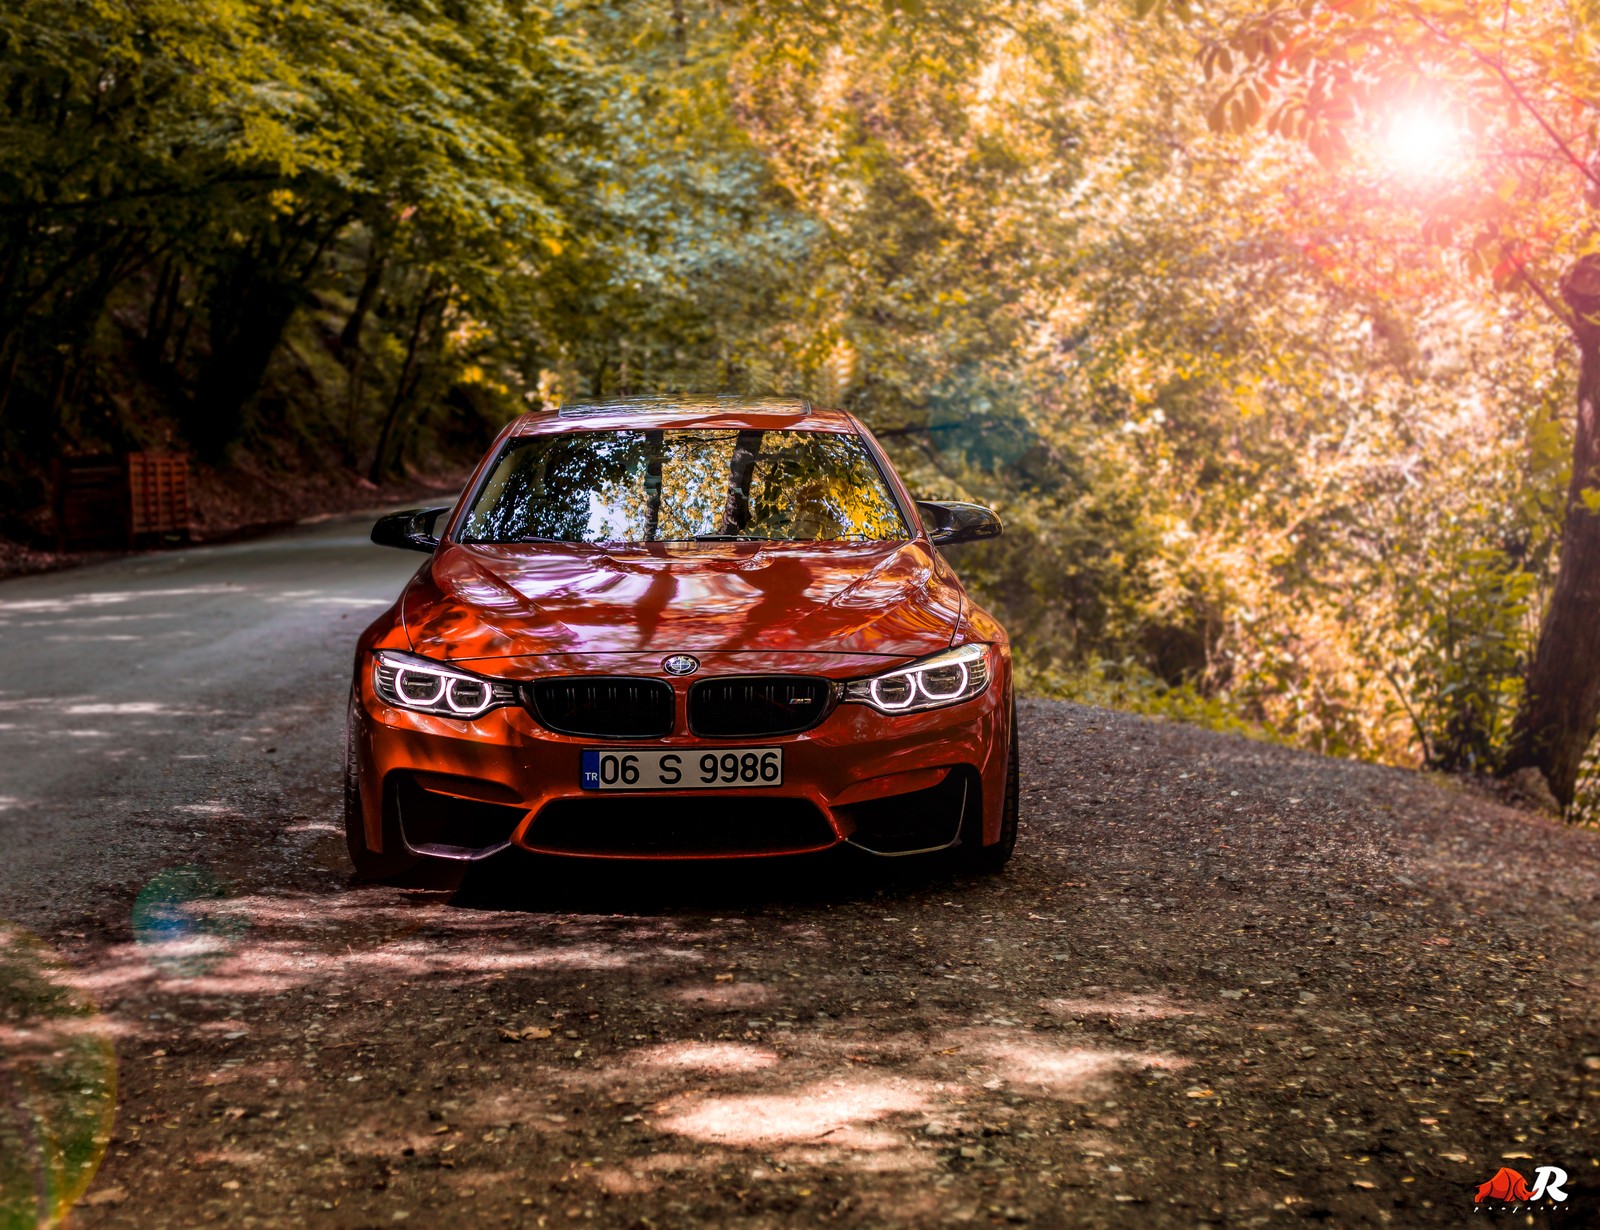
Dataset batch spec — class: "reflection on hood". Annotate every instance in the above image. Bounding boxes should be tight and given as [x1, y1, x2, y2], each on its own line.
[401, 540, 963, 660]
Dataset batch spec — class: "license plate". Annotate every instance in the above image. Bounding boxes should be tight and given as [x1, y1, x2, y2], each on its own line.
[580, 748, 783, 791]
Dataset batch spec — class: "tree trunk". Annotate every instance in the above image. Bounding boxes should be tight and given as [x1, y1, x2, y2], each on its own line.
[187, 269, 301, 460]
[368, 280, 440, 484]
[642, 430, 665, 541]
[717, 429, 764, 534]
[342, 348, 368, 468]
[140, 259, 183, 368]
[339, 242, 387, 358]
[0, 342, 21, 424]
[1504, 254, 1600, 807]
[48, 230, 142, 426]
[144, 256, 175, 345]
[339, 242, 386, 467]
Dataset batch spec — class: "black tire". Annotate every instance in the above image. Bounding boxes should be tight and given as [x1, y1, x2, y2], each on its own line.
[344, 694, 417, 881]
[960, 696, 1019, 874]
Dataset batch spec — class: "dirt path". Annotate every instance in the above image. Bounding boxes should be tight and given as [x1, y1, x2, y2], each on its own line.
[13, 711, 1600, 1228]
[3, 526, 1599, 1227]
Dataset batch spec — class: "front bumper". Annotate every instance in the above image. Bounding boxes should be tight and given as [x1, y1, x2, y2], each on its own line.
[350, 651, 1011, 861]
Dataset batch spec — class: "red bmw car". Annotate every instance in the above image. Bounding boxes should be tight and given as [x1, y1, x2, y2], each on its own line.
[347, 395, 1017, 877]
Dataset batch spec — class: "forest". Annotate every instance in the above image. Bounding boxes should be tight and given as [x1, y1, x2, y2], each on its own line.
[3, 0, 1597, 819]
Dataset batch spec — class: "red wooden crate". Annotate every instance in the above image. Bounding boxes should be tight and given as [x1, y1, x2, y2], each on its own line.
[127, 452, 190, 538]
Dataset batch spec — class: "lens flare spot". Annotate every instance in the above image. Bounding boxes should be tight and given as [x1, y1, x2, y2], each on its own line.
[131, 866, 247, 977]
[0, 921, 117, 1226]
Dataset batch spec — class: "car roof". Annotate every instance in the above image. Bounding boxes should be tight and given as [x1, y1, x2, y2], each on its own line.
[505, 394, 859, 436]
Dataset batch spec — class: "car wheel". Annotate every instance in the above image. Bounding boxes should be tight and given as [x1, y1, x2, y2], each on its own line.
[344, 693, 417, 881]
[960, 696, 1019, 874]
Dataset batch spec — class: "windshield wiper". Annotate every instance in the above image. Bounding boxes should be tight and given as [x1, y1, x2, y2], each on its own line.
[683, 533, 769, 542]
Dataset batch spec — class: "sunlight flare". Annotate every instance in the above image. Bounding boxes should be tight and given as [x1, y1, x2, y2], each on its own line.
[1378, 104, 1462, 180]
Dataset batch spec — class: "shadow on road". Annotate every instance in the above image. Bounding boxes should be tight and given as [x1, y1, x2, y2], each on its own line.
[447, 848, 990, 916]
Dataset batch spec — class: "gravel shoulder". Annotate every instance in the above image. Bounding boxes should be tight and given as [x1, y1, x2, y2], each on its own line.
[2, 533, 1599, 1228]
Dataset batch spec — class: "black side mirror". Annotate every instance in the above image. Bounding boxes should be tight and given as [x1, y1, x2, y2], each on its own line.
[371, 506, 449, 553]
[916, 500, 1003, 546]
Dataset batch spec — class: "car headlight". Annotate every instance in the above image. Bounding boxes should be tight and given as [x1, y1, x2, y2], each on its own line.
[371, 650, 518, 719]
[842, 643, 991, 714]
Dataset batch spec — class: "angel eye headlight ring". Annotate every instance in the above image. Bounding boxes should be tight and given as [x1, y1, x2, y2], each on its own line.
[843, 643, 991, 715]
[372, 650, 518, 720]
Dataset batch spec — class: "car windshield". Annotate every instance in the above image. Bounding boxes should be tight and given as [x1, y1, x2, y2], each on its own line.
[458, 428, 910, 545]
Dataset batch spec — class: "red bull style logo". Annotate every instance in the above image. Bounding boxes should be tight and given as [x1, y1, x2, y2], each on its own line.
[1473, 1164, 1569, 1209]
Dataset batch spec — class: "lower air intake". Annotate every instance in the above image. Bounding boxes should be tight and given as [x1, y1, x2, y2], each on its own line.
[388, 772, 526, 859]
[525, 797, 837, 857]
[836, 768, 973, 855]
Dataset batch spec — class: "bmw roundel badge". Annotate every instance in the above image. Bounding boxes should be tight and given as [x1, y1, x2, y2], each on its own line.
[662, 654, 699, 676]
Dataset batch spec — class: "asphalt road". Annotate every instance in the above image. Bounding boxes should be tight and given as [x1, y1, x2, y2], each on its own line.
[0, 517, 420, 912]
[3, 515, 1599, 1229]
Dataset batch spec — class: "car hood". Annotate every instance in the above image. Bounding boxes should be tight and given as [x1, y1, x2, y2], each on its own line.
[400, 539, 963, 661]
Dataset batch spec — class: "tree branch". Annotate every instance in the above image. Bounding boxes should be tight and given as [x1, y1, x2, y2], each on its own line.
[1407, 4, 1600, 194]
[1382, 661, 1434, 768]
[1517, 266, 1575, 333]
[0, 172, 282, 220]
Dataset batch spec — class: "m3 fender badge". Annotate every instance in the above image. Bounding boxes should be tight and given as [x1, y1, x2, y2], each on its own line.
[662, 654, 699, 676]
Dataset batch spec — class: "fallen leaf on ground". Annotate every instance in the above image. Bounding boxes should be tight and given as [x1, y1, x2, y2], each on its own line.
[499, 1026, 553, 1041]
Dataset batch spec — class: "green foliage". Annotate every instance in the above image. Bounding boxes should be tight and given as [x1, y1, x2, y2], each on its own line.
[1575, 743, 1600, 831]
[1159, 0, 1600, 812]
[1386, 541, 1537, 774]
[0, 0, 575, 488]
[3, 0, 1593, 817]
[1021, 655, 1288, 747]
